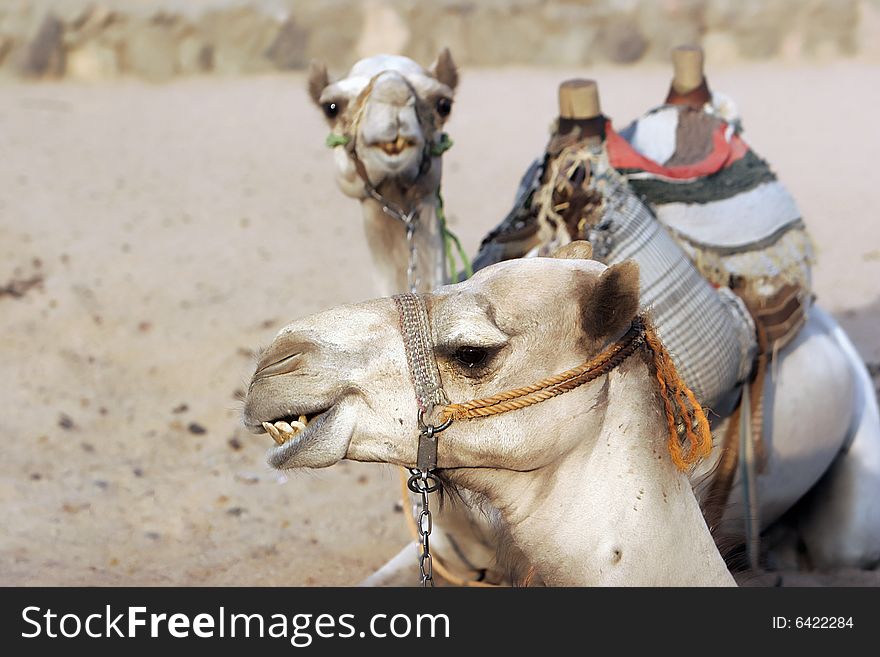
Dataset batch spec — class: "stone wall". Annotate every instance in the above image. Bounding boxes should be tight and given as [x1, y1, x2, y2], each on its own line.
[2, 0, 879, 81]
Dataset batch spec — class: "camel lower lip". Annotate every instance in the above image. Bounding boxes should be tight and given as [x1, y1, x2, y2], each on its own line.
[266, 406, 337, 469]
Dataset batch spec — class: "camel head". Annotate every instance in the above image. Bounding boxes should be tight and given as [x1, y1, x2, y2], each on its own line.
[308, 50, 458, 208]
[242, 242, 643, 476]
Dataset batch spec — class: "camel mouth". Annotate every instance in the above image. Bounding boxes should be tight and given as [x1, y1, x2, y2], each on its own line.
[260, 409, 326, 446]
[262, 405, 342, 469]
[370, 135, 417, 157]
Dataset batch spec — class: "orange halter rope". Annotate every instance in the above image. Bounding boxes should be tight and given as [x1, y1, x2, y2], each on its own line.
[440, 314, 712, 471]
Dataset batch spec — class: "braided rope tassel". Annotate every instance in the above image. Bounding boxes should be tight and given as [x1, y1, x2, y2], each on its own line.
[643, 321, 712, 471]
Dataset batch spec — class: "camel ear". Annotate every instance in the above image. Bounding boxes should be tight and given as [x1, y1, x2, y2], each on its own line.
[581, 260, 641, 341]
[307, 60, 330, 106]
[552, 240, 593, 260]
[429, 47, 458, 91]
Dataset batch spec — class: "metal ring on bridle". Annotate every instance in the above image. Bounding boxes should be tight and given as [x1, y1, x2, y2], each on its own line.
[407, 471, 441, 494]
[418, 408, 453, 434]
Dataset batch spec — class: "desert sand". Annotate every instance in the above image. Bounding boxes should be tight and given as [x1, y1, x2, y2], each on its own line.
[1, 62, 879, 586]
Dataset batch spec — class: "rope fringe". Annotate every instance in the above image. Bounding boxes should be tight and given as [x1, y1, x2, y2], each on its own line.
[643, 321, 712, 470]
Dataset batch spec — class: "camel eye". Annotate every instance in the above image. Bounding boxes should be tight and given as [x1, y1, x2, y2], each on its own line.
[454, 346, 488, 368]
[322, 102, 339, 119]
[436, 97, 453, 117]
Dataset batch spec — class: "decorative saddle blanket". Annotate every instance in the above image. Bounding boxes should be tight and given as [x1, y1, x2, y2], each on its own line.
[612, 106, 814, 351]
[475, 135, 758, 412]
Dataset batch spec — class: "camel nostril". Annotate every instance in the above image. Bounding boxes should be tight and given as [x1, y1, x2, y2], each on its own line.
[254, 352, 302, 379]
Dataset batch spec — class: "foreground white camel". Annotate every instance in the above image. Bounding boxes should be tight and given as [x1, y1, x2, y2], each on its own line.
[308, 50, 461, 295]
[243, 249, 735, 586]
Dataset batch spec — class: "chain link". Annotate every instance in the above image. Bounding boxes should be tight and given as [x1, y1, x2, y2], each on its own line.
[407, 469, 440, 586]
[363, 184, 421, 294]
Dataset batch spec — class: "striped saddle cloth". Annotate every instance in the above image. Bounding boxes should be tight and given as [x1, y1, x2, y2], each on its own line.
[612, 106, 813, 351]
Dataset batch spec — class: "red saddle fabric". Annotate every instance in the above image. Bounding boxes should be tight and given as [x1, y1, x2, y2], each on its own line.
[605, 120, 749, 180]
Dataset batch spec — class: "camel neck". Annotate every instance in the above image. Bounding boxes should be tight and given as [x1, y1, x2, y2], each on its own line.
[361, 195, 447, 296]
[475, 358, 735, 586]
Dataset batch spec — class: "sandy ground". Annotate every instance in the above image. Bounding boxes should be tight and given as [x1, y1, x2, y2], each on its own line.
[1, 63, 879, 586]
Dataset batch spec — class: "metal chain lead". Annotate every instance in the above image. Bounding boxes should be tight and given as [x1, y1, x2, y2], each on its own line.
[403, 229, 431, 586]
[382, 198, 436, 587]
[404, 212, 420, 293]
[364, 185, 421, 294]
[407, 469, 438, 586]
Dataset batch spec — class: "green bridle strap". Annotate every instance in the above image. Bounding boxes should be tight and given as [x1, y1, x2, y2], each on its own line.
[430, 133, 454, 157]
[436, 190, 473, 282]
[325, 133, 351, 148]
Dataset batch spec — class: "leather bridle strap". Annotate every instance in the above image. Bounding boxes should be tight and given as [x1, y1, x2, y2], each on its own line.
[393, 293, 450, 472]
[394, 293, 447, 413]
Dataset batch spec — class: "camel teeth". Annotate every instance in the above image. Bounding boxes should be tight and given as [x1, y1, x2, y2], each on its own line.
[262, 416, 314, 447]
[274, 421, 299, 444]
[274, 420, 294, 435]
[263, 421, 284, 445]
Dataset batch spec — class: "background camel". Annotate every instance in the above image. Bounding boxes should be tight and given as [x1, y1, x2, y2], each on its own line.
[308, 50, 461, 296]
[244, 250, 736, 586]
[305, 50, 757, 585]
